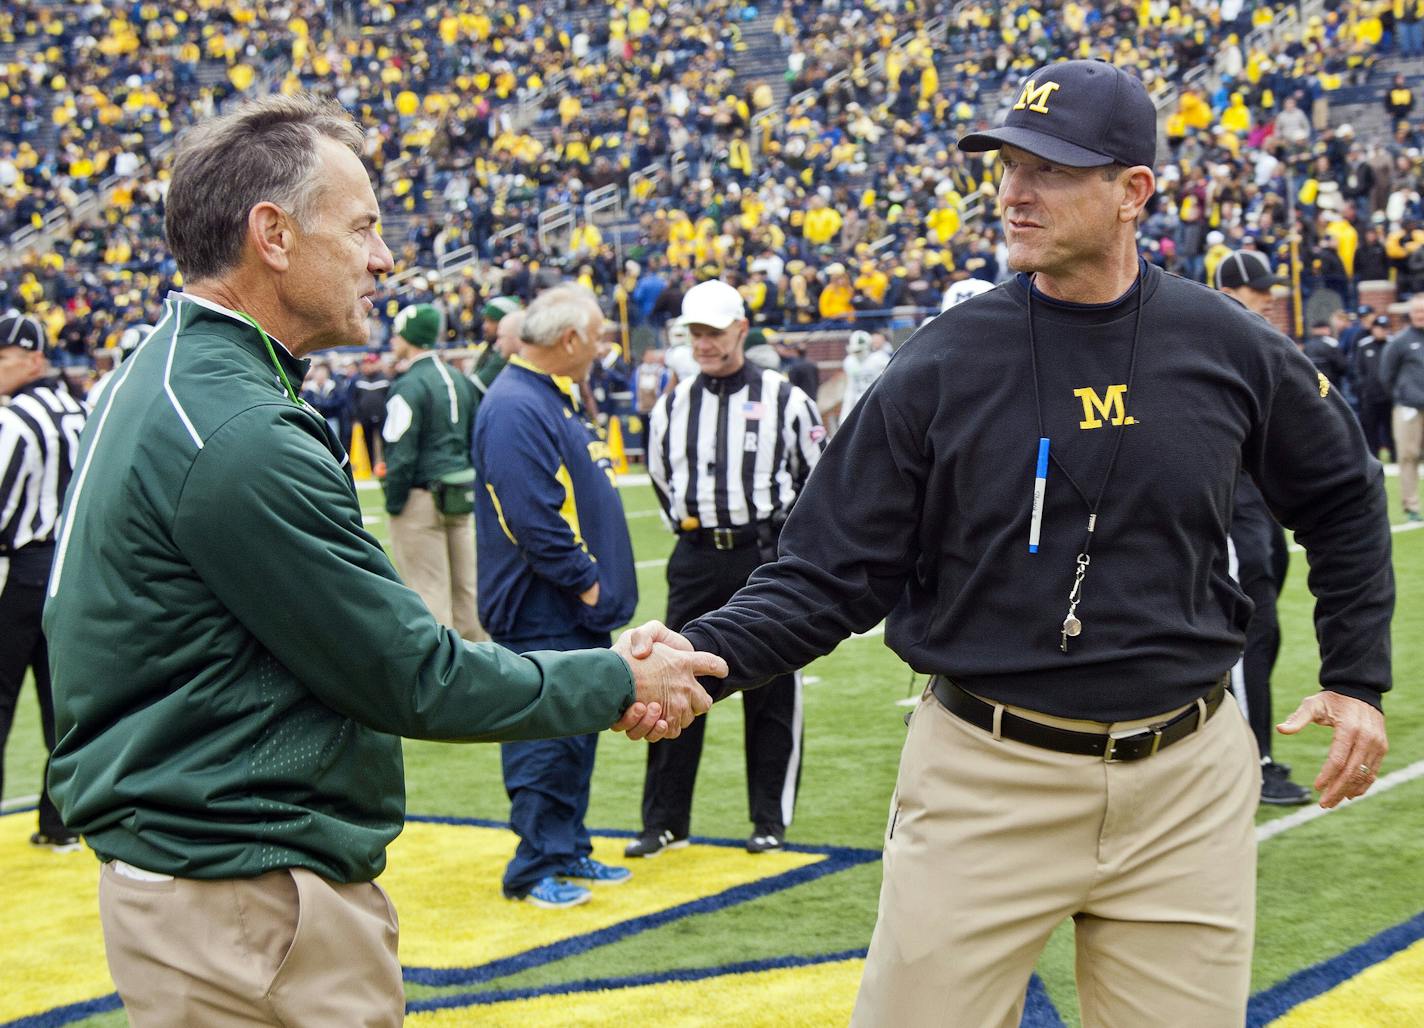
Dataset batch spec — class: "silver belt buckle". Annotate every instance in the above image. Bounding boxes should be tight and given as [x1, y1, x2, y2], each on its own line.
[713, 527, 736, 550]
[1103, 725, 1163, 763]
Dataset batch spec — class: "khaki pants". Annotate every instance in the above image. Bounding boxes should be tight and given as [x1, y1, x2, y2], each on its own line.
[390, 487, 485, 641]
[853, 686, 1259, 1028]
[99, 863, 402, 1027]
[1395, 405, 1423, 514]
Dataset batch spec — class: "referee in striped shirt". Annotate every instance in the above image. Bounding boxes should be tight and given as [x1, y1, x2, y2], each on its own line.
[628, 280, 826, 857]
[0, 313, 87, 850]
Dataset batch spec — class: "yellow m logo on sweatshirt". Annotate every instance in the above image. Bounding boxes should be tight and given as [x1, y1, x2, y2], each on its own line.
[1074, 385, 1136, 429]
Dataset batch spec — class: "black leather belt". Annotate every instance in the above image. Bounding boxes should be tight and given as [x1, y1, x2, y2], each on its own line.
[678, 523, 768, 550]
[929, 675, 1229, 762]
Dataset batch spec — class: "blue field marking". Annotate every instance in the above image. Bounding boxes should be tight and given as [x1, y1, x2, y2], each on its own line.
[5, 994, 122, 1028]
[1246, 909, 1424, 1026]
[1022, 973, 1070, 1027]
[407, 948, 1062, 1027]
[401, 814, 882, 987]
[405, 948, 870, 1013]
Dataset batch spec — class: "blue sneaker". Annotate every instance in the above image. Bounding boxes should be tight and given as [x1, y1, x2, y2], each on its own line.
[516, 876, 591, 909]
[561, 856, 633, 885]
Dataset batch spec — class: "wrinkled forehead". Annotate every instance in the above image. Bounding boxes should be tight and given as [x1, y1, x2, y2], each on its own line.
[316, 138, 380, 216]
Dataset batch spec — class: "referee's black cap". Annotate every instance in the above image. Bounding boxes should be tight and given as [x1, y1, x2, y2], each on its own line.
[957, 60, 1156, 169]
[1214, 250, 1288, 292]
[0, 313, 47, 353]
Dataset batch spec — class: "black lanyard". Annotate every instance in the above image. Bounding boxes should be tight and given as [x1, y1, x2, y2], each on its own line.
[1025, 274, 1146, 653]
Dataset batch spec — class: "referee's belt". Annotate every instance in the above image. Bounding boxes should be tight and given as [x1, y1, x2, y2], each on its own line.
[677, 522, 770, 550]
[929, 674, 1228, 763]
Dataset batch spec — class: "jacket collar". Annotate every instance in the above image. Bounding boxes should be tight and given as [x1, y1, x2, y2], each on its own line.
[698, 361, 757, 395]
[508, 353, 581, 408]
[166, 291, 311, 392]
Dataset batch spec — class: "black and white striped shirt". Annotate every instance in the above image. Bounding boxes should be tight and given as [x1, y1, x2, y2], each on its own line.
[0, 378, 87, 564]
[648, 363, 825, 529]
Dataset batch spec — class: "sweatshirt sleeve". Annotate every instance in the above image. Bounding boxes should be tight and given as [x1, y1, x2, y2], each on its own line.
[477, 405, 600, 595]
[681, 381, 924, 691]
[1243, 336, 1394, 709]
[380, 381, 422, 515]
[780, 381, 825, 500]
[1378, 338, 1402, 395]
[646, 392, 676, 530]
[173, 404, 634, 739]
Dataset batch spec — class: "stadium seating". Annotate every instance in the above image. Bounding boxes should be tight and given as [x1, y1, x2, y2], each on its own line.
[3, 0, 1422, 365]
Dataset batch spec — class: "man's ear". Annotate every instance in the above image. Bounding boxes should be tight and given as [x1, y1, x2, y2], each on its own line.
[1120, 167, 1157, 224]
[248, 201, 295, 272]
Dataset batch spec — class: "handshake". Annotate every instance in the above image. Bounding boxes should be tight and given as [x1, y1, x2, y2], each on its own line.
[609, 621, 727, 742]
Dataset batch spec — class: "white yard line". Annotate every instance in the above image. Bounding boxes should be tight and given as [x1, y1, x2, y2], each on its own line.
[1256, 757, 1424, 843]
[0, 794, 38, 813]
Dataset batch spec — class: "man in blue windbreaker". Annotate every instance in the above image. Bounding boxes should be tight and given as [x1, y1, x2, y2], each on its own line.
[473, 284, 640, 909]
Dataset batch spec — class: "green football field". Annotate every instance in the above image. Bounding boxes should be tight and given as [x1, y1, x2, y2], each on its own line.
[3, 475, 1421, 1026]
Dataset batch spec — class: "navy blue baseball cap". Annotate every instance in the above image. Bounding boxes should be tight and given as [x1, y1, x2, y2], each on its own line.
[958, 60, 1157, 169]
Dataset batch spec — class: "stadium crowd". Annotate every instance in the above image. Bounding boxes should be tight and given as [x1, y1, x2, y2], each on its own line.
[3, 0, 1424, 375]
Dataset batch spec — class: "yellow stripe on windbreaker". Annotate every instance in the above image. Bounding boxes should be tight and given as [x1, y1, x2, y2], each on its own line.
[555, 462, 590, 556]
[485, 484, 518, 545]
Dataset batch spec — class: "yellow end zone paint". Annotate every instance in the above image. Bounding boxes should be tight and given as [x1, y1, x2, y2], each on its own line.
[0, 812, 821, 1023]
[4, 804, 1414, 1028]
[1, 813, 110, 1024]
[407, 958, 866, 1026]
[1272, 938, 1424, 1027]
[384, 821, 822, 970]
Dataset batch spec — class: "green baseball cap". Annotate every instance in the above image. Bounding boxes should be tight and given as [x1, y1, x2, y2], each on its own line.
[481, 296, 522, 322]
[394, 304, 443, 347]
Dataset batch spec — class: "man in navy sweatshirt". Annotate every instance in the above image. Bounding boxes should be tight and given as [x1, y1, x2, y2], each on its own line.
[678, 61, 1393, 1026]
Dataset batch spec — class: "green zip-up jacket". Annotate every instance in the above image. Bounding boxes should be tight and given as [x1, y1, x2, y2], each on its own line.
[43, 293, 636, 882]
[468, 343, 508, 432]
[382, 350, 475, 515]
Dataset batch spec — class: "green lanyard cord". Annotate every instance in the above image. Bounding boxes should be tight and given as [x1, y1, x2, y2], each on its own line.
[235, 311, 300, 405]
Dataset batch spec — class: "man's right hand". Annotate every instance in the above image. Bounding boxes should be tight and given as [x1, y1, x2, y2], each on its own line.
[611, 632, 724, 741]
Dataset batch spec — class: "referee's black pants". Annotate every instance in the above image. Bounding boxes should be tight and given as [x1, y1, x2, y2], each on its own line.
[640, 536, 803, 838]
[0, 566, 67, 838]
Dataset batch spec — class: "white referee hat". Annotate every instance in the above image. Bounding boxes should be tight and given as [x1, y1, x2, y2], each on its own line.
[682, 281, 746, 330]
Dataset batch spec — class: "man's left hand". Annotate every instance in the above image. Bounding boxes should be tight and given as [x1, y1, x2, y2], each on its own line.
[1277, 692, 1388, 809]
[619, 619, 694, 657]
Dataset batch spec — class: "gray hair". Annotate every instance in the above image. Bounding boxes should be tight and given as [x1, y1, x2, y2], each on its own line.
[520, 285, 603, 347]
[496, 309, 526, 339]
[164, 93, 365, 281]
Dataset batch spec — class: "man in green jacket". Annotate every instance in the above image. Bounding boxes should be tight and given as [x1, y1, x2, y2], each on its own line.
[469, 295, 521, 426]
[383, 302, 484, 641]
[43, 92, 720, 1028]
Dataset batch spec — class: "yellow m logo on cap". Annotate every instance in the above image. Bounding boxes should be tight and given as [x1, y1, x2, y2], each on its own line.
[1013, 78, 1061, 115]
